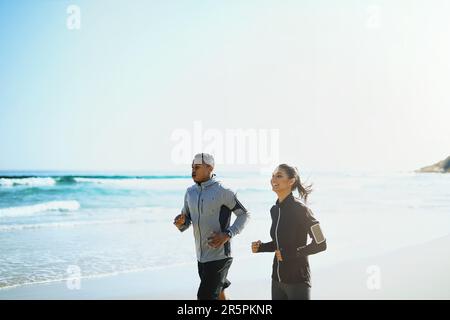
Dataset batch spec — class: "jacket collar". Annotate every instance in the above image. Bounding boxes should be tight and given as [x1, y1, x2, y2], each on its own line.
[196, 176, 217, 189]
[276, 192, 295, 208]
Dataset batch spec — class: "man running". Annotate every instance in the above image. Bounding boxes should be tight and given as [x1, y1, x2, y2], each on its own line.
[174, 153, 250, 300]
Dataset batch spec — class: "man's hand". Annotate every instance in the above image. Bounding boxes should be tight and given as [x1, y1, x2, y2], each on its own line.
[207, 231, 230, 248]
[173, 213, 186, 229]
[251, 240, 261, 253]
[275, 250, 283, 262]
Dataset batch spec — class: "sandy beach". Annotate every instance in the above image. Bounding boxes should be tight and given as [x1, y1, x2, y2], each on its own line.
[1, 234, 449, 300]
[3, 0, 450, 304]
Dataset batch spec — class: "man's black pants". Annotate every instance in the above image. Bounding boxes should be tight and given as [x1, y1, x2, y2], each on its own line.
[197, 257, 233, 300]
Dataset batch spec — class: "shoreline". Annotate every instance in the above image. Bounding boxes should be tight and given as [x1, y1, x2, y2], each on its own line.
[1, 235, 449, 300]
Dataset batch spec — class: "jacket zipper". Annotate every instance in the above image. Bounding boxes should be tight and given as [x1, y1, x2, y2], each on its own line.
[275, 206, 281, 282]
[198, 187, 203, 260]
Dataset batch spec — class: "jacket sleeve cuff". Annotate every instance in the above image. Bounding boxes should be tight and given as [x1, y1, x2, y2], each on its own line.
[225, 228, 234, 238]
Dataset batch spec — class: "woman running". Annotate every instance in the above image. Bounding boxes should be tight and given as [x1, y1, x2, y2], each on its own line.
[252, 164, 327, 300]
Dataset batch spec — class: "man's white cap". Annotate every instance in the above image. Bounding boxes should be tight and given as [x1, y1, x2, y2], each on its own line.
[193, 153, 215, 167]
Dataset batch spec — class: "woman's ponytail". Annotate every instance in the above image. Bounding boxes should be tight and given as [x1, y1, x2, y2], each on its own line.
[278, 164, 312, 203]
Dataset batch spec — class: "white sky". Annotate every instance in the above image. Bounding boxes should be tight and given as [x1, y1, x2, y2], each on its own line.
[1, 0, 449, 172]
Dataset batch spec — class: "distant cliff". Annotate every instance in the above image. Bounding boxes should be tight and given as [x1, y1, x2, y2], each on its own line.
[417, 156, 450, 173]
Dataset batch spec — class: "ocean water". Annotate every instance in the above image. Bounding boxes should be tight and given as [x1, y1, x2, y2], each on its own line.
[0, 171, 449, 290]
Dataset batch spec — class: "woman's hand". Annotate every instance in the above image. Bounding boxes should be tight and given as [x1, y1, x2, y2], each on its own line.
[275, 250, 283, 261]
[251, 240, 262, 253]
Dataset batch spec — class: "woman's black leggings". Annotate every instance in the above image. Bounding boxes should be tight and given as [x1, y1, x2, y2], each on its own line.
[271, 280, 310, 300]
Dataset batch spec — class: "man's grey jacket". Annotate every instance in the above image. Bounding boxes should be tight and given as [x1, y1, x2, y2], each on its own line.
[179, 176, 250, 263]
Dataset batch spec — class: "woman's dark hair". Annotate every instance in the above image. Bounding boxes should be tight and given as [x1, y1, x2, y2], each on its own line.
[277, 164, 313, 203]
